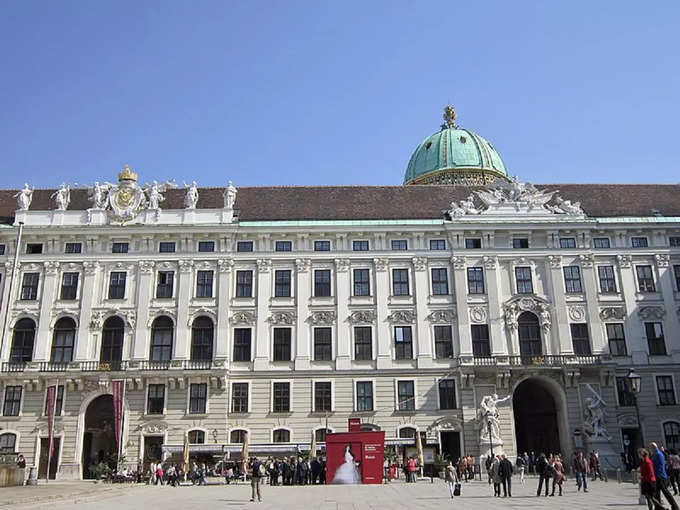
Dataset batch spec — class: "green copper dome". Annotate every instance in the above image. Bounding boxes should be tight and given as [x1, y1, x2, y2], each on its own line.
[404, 106, 508, 185]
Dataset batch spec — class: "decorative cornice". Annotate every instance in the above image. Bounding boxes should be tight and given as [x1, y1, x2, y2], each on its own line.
[334, 259, 351, 273]
[83, 261, 99, 275]
[230, 311, 256, 326]
[386, 310, 416, 324]
[256, 259, 272, 273]
[347, 310, 376, 324]
[374, 258, 389, 272]
[599, 306, 626, 321]
[267, 311, 296, 325]
[547, 255, 562, 269]
[638, 306, 665, 320]
[138, 260, 155, 274]
[178, 260, 194, 273]
[579, 254, 594, 268]
[451, 256, 465, 270]
[426, 309, 456, 324]
[308, 311, 336, 326]
[43, 261, 60, 275]
[412, 257, 428, 272]
[482, 256, 497, 270]
[218, 258, 234, 273]
[655, 254, 671, 268]
[617, 254, 632, 268]
[295, 258, 311, 273]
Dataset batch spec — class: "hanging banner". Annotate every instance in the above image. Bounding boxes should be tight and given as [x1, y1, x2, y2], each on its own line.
[112, 380, 125, 453]
[46, 385, 57, 459]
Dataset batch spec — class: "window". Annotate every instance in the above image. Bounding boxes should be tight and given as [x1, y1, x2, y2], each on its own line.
[112, 242, 129, 254]
[273, 429, 290, 443]
[315, 428, 332, 442]
[434, 326, 453, 359]
[60, 272, 79, 300]
[465, 238, 481, 249]
[314, 270, 331, 297]
[236, 270, 253, 298]
[513, 237, 529, 249]
[518, 312, 542, 357]
[467, 267, 485, 294]
[3, 386, 22, 416]
[593, 237, 610, 249]
[0, 433, 17, 453]
[198, 241, 215, 252]
[147, 384, 165, 415]
[606, 324, 627, 356]
[657, 376, 676, 406]
[674, 265, 680, 291]
[353, 269, 370, 296]
[273, 328, 291, 361]
[398, 427, 416, 439]
[430, 239, 446, 250]
[632, 237, 649, 248]
[392, 269, 409, 296]
[196, 270, 213, 298]
[314, 328, 332, 361]
[314, 382, 332, 412]
[150, 316, 173, 362]
[471, 325, 491, 357]
[10, 318, 35, 362]
[26, 243, 43, 254]
[236, 241, 253, 252]
[190, 317, 213, 361]
[598, 266, 617, 293]
[65, 242, 82, 254]
[394, 326, 413, 360]
[515, 267, 533, 294]
[646, 322, 666, 356]
[314, 240, 330, 251]
[274, 270, 291, 297]
[664, 422, 680, 451]
[570, 323, 591, 355]
[100, 317, 124, 364]
[559, 238, 576, 248]
[156, 271, 174, 298]
[391, 240, 408, 251]
[231, 383, 249, 413]
[108, 271, 126, 299]
[356, 381, 373, 411]
[159, 241, 175, 253]
[397, 381, 415, 411]
[353, 240, 369, 251]
[230, 429, 247, 443]
[188, 430, 205, 444]
[670, 237, 680, 247]
[616, 377, 636, 407]
[233, 329, 251, 362]
[354, 327, 372, 360]
[44, 385, 65, 416]
[275, 241, 292, 252]
[51, 317, 75, 363]
[0, 244, 5, 255]
[273, 382, 290, 412]
[20, 272, 39, 300]
[431, 268, 449, 295]
[563, 266, 582, 293]
[636, 266, 655, 292]
[189, 383, 207, 414]
[439, 379, 457, 410]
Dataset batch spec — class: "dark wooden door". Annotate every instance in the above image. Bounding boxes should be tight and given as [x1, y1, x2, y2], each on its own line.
[38, 437, 60, 479]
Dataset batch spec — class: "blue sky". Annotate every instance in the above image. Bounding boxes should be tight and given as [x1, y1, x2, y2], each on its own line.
[1, 1, 679, 188]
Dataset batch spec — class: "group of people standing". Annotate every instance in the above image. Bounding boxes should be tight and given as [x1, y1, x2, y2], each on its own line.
[639, 442, 680, 510]
[264, 456, 327, 486]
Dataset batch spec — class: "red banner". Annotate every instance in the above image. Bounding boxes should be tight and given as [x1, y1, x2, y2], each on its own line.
[46, 385, 56, 459]
[112, 380, 125, 453]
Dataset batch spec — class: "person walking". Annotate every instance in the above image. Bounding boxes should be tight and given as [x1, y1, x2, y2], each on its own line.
[536, 454, 551, 497]
[516, 454, 526, 484]
[499, 454, 513, 497]
[639, 448, 666, 510]
[650, 442, 679, 510]
[155, 463, 164, 485]
[669, 450, 680, 495]
[551, 455, 566, 496]
[445, 460, 459, 498]
[572, 451, 589, 492]
[490, 455, 502, 497]
[407, 456, 417, 483]
[249, 456, 264, 503]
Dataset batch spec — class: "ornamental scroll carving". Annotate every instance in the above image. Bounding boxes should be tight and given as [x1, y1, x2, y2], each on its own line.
[503, 296, 552, 333]
[655, 254, 670, 267]
[579, 254, 594, 267]
[412, 257, 428, 271]
[374, 258, 389, 272]
[308, 311, 336, 325]
[347, 310, 376, 324]
[89, 310, 106, 330]
[256, 259, 272, 273]
[218, 259, 234, 273]
[547, 255, 562, 269]
[568, 305, 586, 322]
[268, 311, 296, 325]
[426, 310, 456, 324]
[599, 306, 626, 320]
[638, 306, 665, 320]
[469, 306, 487, 323]
[295, 259, 311, 273]
[230, 311, 256, 325]
[335, 259, 351, 272]
[482, 256, 497, 270]
[451, 256, 466, 270]
[386, 310, 416, 324]
[617, 255, 632, 268]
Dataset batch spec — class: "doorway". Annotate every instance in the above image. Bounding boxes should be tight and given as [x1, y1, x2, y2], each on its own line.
[513, 378, 561, 455]
[38, 437, 60, 479]
[440, 431, 461, 462]
[621, 428, 642, 470]
[143, 436, 164, 473]
[82, 394, 117, 479]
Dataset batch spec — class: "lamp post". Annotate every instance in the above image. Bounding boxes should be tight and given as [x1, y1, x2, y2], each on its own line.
[626, 368, 645, 506]
[487, 416, 494, 457]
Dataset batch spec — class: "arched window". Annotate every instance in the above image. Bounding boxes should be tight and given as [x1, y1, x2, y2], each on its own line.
[51, 317, 76, 363]
[360, 423, 381, 431]
[230, 429, 247, 444]
[398, 427, 416, 439]
[191, 317, 213, 361]
[188, 430, 205, 444]
[10, 318, 36, 362]
[664, 422, 680, 451]
[273, 429, 290, 443]
[100, 316, 124, 364]
[314, 428, 332, 442]
[150, 316, 173, 362]
[518, 312, 542, 358]
[0, 433, 17, 453]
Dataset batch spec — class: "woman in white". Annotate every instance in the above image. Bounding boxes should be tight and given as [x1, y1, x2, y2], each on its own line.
[445, 460, 459, 498]
[331, 444, 361, 484]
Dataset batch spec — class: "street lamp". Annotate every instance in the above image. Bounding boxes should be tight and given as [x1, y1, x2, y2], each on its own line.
[487, 416, 494, 457]
[625, 368, 645, 506]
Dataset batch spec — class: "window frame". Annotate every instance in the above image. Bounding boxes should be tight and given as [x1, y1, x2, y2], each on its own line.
[514, 266, 534, 294]
[146, 384, 166, 415]
[645, 322, 667, 356]
[313, 380, 334, 413]
[313, 327, 333, 361]
[272, 428, 292, 443]
[663, 422, 680, 451]
[471, 324, 491, 357]
[236, 241, 253, 252]
[230, 382, 250, 414]
[64, 242, 82, 254]
[59, 272, 79, 300]
[275, 240, 292, 252]
[107, 271, 127, 300]
[2, 386, 22, 417]
[196, 269, 214, 298]
[354, 326, 373, 361]
[429, 239, 446, 250]
[597, 265, 617, 293]
[313, 269, 332, 297]
[112, 242, 129, 254]
[512, 237, 529, 249]
[272, 327, 292, 362]
[467, 266, 485, 294]
[563, 265, 583, 294]
[156, 270, 175, 299]
[187, 382, 208, 415]
[605, 323, 627, 357]
[158, 241, 176, 253]
[271, 380, 292, 413]
[570, 323, 591, 355]
[395, 379, 416, 411]
[314, 240, 331, 252]
[394, 326, 413, 360]
[430, 267, 449, 295]
[433, 325, 453, 359]
[593, 237, 611, 249]
[392, 268, 410, 296]
[43, 384, 65, 417]
[235, 270, 253, 298]
[558, 237, 576, 249]
[51, 318, 76, 363]
[353, 268, 370, 297]
[655, 375, 677, 406]
[20, 272, 40, 301]
[636, 265, 656, 293]
[352, 240, 369, 252]
[354, 380, 374, 412]
[274, 269, 292, 297]
[391, 239, 408, 251]
[631, 236, 649, 248]
[438, 379, 457, 410]
[464, 238, 481, 249]
[198, 241, 215, 253]
[232, 328, 252, 362]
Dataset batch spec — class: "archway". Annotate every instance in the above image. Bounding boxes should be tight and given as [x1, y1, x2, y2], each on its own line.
[513, 378, 561, 456]
[82, 394, 117, 478]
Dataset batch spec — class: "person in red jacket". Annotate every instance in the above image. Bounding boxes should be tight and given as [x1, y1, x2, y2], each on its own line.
[639, 448, 665, 510]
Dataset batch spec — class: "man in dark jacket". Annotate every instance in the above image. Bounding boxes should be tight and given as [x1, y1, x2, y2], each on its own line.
[499, 454, 514, 497]
[311, 457, 321, 484]
[249, 456, 264, 502]
[536, 454, 551, 496]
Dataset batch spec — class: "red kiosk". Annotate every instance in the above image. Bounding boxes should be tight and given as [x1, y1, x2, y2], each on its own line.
[325, 419, 385, 484]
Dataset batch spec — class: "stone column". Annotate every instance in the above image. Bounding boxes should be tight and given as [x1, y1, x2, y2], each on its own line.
[215, 259, 233, 361]
[546, 256, 571, 355]
[254, 259, 272, 370]
[484, 257, 505, 356]
[413, 257, 432, 367]
[655, 255, 680, 358]
[132, 261, 154, 360]
[335, 259, 351, 369]
[374, 258, 391, 369]
[579, 254, 606, 353]
[174, 260, 193, 360]
[33, 262, 58, 361]
[75, 262, 98, 361]
[452, 257, 473, 356]
[294, 258, 311, 370]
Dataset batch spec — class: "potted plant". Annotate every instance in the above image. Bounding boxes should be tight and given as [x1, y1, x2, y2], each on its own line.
[434, 453, 449, 479]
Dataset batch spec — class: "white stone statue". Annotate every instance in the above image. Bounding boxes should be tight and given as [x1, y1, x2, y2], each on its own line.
[52, 183, 70, 211]
[538, 303, 552, 333]
[447, 195, 480, 217]
[477, 393, 511, 443]
[223, 180, 237, 209]
[184, 181, 199, 209]
[583, 384, 611, 441]
[14, 183, 34, 211]
[89, 181, 110, 209]
[144, 180, 176, 210]
[550, 196, 584, 215]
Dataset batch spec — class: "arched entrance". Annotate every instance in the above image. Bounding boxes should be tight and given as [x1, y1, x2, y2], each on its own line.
[82, 394, 117, 478]
[513, 378, 561, 456]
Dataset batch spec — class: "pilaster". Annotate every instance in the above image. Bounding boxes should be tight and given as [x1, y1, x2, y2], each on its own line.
[215, 259, 233, 360]
[452, 256, 473, 355]
[254, 259, 272, 370]
[617, 255, 647, 363]
[294, 258, 311, 370]
[546, 256, 572, 355]
[132, 261, 154, 360]
[335, 259, 351, 369]
[34, 262, 58, 361]
[174, 260, 193, 360]
[75, 261, 98, 361]
[484, 256, 505, 356]
[655, 255, 680, 357]
[413, 257, 432, 367]
[374, 258, 391, 369]
[579, 255, 606, 353]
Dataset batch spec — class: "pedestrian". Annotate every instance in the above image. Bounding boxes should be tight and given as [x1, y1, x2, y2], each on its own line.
[669, 449, 680, 495]
[199, 462, 208, 485]
[445, 460, 459, 498]
[638, 448, 665, 510]
[536, 453, 551, 497]
[490, 455, 502, 497]
[572, 451, 589, 493]
[466, 455, 474, 481]
[155, 463, 164, 485]
[516, 454, 526, 484]
[650, 442, 680, 510]
[311, 457, 321, 484]
[249, 456, 264, 503]
[407, 456, 417, 483]
[528, 452, 535, 475]
[499, 454, 513, 497]
[485, 455, 493, 484]
[590, 451, 604, 481]
[551, 455, 566, 496]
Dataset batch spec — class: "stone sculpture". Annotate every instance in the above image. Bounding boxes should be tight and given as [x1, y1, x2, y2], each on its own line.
[477, 393, 511, 443]
[184, 181, 199, 209]
[52, 183, 70, 211]
[14, 183, 34, 211]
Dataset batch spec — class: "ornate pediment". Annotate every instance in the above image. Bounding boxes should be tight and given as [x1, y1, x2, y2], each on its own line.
[386, 310, 416, 324]
[426, 310, 456, 324]
[230, 311, 256, 325]
[308, 311, 336, 325]
[347, 310, 376, 324]
[268, 311, 296, 325]
[638, 306, 665, 320]
[503, 295, 552, 333]
[600, 306, 626, 321]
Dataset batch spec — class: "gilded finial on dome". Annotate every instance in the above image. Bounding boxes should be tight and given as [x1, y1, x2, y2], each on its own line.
[118, 165, 138, 182]
[443, 105, 457, 128]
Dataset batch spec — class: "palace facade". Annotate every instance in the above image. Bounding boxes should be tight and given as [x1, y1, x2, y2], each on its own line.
[1, 108, 679, 479]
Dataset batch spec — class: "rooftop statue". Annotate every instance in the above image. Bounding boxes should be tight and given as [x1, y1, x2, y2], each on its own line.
[144, 180, 177, 210]
[184, 181, 199, 209]
[14, 183, 34, 211]
[52, 183, 71, 211]
[223, 180, 237, 209]
[89, 181, 111, 209]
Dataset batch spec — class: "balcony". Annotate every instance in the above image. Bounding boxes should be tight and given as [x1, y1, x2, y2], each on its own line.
[462, 354, 606, 367]
[182, 360, 213, 370]
[81, 360, 128, 372]
[137, 360, 171, 371]
[1, 362, 27, 373]
[39, 362, 70, 372]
